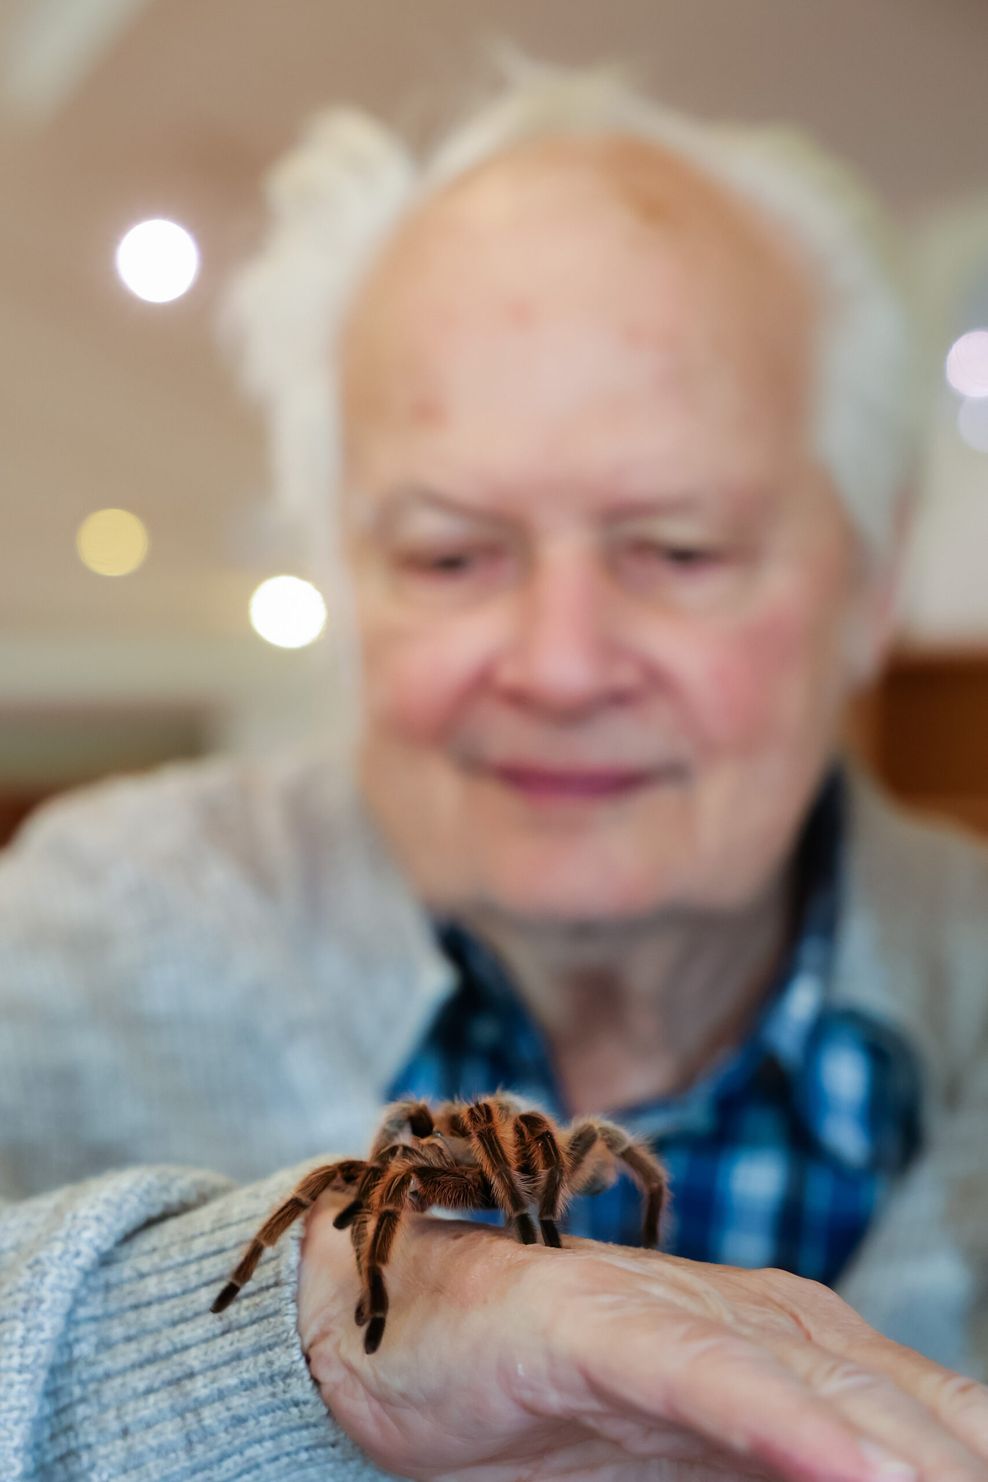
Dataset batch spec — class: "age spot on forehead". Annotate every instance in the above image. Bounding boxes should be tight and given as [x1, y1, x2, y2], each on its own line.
[622, 323, 649, 347]
[408, 392, 448, 427]
[504, 296, 536, 328]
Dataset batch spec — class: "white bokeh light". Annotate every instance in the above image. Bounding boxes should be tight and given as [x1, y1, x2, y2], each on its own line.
[249, 574, 327, 649]
[945, 329, 988, 399]
[115, 218, 200, 303]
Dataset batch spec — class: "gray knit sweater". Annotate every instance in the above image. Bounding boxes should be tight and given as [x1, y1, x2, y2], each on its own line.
[2, 744, 987, 1480]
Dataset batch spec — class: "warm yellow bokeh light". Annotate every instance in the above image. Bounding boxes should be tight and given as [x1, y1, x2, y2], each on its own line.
[76, 507, 149, 576]
[249, 574, 327, 648]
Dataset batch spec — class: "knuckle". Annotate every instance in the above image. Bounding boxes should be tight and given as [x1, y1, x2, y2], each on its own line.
[810, 1354, 884, 1399]
[762, 1266, 820, 1302]
[762, 1267, 861, 1339]
[930, 1371, 988, 1421]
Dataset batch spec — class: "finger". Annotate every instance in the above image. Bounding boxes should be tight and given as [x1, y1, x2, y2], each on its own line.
[771, 1336, 988, 1481]
[862, 1344, 988, 1465]
[594, 1249, 988, 1470]
[754, 1274, 988, 1465]
[566, 1307, 922, 1482]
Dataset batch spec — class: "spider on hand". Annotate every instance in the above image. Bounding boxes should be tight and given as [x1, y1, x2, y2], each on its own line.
[211, 1093, 668, 1353]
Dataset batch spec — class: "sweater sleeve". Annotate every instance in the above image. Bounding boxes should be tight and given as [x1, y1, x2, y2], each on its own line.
[1, 1161, 397, 1482]
[0, 766, 399, 1481]
[835, 810, 988, 1380]
[837, 1031, 988, 1382]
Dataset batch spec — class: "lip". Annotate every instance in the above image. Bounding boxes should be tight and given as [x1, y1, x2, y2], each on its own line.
[486, 763, 674, 800]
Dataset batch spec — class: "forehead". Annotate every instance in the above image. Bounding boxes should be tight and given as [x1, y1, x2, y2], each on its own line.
[341, 135, 818, 500]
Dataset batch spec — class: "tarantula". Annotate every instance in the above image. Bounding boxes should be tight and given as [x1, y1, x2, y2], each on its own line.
[211, 1094, 668, 1354]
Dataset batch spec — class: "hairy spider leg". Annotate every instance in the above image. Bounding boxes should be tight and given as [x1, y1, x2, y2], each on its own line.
[333, 1141, 412, 1239]
[514, 1111, 568, 1247]
[568, 1118, 667, 1248]
[349, 1142, 454, 1312]
[451, 1099, 539, 1245]
[355, 1155, 492, 1353]
[563, 1122, 599, 1179]
[357, 1164, 415, 1352]
[210, 1158, 366, 1313]
[346, 1102, 444, 1264]
[339, 1148, 419, 1279]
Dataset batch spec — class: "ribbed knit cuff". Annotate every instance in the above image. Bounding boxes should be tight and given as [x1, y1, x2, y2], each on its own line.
[37, 1162, 395, 1481]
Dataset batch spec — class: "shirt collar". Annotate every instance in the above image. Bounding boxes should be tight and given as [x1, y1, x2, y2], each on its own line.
[758, 765, 844, 1079]
[674, 770, 921, 1173]
[432, 766, 921, 1174]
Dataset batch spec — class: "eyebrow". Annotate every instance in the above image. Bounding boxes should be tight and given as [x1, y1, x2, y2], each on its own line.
[353, 483, 725, 535]
[600, 493, 721, 521]
[353, 486, 517, 537]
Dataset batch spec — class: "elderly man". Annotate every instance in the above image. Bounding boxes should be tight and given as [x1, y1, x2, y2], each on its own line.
[1, 65, 987, 1482]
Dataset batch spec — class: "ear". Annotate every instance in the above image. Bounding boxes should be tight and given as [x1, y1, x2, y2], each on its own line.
[844, 489, 914, 690]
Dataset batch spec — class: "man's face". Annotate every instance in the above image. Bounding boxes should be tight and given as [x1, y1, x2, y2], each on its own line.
[341, 139, 875, 923]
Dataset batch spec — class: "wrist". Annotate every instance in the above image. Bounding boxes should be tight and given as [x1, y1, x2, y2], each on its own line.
[296, 1190, 362, 1359]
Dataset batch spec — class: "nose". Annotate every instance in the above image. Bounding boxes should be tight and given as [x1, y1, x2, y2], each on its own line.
[492, 543, 642, 716]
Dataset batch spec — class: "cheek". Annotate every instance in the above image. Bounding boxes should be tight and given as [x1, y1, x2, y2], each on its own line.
[359, 616, 494, 745]
[683, 599, 839, 752]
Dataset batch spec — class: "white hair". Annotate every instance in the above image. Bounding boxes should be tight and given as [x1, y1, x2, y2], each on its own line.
[223, 55, 917, 577]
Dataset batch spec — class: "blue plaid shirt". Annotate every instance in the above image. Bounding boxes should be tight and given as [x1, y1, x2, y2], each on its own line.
[387, 773, 923, 1286]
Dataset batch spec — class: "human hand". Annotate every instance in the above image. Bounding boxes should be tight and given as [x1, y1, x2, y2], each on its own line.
[297, 1198, 988, 1482]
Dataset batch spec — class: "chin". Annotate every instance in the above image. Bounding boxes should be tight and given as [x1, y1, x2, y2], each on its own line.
[490, 892, 665, 928]
[462, 853, 682, 927]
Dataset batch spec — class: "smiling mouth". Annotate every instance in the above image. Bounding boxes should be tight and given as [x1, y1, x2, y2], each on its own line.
[485, 763, 685, 800]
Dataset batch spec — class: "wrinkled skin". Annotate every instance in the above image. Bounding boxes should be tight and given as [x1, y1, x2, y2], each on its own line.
[299, 1197, 988, 1482]
[341, 136, 891, 930]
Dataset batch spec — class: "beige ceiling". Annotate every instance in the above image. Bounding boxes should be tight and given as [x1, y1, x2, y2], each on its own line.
[0, 0, 986, 673]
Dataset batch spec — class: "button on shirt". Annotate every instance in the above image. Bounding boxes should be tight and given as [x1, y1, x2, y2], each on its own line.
[387, 774, 923, 1286]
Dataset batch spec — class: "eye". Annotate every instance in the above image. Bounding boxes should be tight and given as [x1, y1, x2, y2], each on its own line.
[430, 552, 481, 574]
[400, 549, 490, 577]
[660, 546, 716, 567]
[622, 539, 724, 570]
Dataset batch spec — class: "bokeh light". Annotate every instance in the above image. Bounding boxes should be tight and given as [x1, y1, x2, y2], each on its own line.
[115, 218, 200, 303]
[945, 329, 988, 398]
[249, 575, 327, 648]
[76, 507, 149, 576]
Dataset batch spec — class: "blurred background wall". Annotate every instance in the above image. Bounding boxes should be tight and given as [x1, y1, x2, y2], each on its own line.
[1, 0, 986, 843]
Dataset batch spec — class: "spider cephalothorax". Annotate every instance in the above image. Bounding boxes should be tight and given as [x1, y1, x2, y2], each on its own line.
[211, 1094, 668, 1353]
